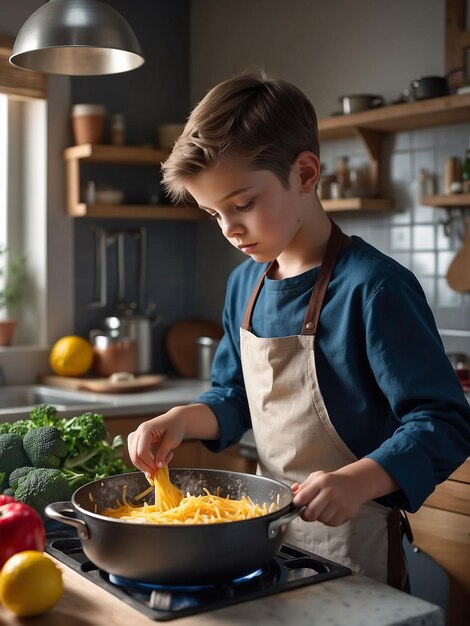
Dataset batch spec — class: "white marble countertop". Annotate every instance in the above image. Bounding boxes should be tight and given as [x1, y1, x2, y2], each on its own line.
[0, 378, 210, 421]
[192, 573, 444, 626]
[0, 562, 443, 626]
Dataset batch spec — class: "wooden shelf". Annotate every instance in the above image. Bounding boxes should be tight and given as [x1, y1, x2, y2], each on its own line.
[68, 203, 208, 220]
[421, 194, 470, 208]
[64, 144, 170, 165]
[63, 144, 205, 219]
[323, 197, 393, 212]
[318, 93, 470, 140]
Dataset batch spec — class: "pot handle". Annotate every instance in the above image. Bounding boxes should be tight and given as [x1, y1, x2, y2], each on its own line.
[268, 506, 307, 539]
[45, 501, 89, 540]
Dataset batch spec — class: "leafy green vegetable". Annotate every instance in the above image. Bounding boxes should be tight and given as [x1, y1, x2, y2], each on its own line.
[0, 471, 7, 491]
[15, 468, 73, 518]
[9, 466, 35, 490]
[23, 426, 69, 468]
[0, 433, 28, 475]
[0, 407, 57, 436]
[1, 405, 132, 486]
[29, 404, 61, 428]
[60, 412, 107, 450]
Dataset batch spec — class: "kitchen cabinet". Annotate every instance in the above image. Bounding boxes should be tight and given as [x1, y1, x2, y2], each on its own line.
[103, 414, 256, 474]
[318, 92, 470, 212]
[63, 144, 208, 220]
[408, 457, 470, 626]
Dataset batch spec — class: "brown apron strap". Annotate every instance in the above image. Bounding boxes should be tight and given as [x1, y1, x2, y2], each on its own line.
[387, 509, 413, 590]
[302, 220, 351, 336]
[241, 260, 275, 331]
[241, 219, 351, 333]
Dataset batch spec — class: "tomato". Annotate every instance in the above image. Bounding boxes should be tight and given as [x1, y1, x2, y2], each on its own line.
[0, 495, 45, 569]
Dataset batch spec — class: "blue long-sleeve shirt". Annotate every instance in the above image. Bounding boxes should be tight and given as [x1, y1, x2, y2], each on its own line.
[195, 235, 470, 512]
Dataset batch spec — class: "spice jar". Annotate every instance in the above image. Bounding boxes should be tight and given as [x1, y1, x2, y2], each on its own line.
[110, 113, 126, 146]
[335, 156, 350, 195]
[444, 157, 461, 194]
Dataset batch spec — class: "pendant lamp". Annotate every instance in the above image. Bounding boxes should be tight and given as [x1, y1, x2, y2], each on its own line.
[10, 0, 145, 76]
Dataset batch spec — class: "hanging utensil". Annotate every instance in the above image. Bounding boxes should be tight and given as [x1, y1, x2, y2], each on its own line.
[87, 227, 107, 309]
[447, 220, 470, 292]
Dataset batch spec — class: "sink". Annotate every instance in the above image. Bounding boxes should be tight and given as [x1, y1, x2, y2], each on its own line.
[0, 385, 108, 414]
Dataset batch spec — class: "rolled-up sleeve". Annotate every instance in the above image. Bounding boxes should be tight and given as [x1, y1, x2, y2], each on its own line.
[363, 276, 470, 511]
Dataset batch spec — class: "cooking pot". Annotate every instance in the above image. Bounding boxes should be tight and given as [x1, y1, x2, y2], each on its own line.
[410, 76, 448, 100]
[338, 94, 384, 114]
[45, 469, 303, 585]
[104, 313, 155, 374]
[89, 330, 138, 377]
[410, 68, 463, 101]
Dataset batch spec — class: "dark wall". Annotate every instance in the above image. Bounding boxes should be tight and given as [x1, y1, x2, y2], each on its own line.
[71, 1, 197, 374]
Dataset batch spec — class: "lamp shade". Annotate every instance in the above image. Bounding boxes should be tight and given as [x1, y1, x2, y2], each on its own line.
[10, 0, 145, 76]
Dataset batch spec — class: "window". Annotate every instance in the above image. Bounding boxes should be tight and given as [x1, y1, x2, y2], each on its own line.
[0, 92, 47, 344]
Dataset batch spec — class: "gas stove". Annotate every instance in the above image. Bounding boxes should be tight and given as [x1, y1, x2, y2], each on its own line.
[46, 526, 351, 621]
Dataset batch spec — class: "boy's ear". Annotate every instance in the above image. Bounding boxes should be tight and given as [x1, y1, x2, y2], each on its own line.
[294, 152, 320, 192]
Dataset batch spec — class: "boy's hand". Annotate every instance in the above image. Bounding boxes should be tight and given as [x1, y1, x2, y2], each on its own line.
[291, 459, 399, 526]
[128, 407, 188, 477]
[291, 471, 364, 526]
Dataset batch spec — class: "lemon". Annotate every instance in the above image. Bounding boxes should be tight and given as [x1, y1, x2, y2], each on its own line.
[49, 335, 94, 376]
[0, 551, 63, 617]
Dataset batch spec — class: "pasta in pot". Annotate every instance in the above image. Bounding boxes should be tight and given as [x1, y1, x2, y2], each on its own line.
[101, 466, 278, 524]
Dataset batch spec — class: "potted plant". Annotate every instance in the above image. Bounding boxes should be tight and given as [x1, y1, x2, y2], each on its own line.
[0, 247, 27, 346]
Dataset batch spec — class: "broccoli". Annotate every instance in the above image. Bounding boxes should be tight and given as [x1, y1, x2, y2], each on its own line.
[28, 404, 60, 428]
[15, 468, 73, 517]
[23, 427, 69, 468]
[0, 422, 12, 435]
[0, 419, 34, 437]
[0, 433, 28, 475]
[64, 431, 128, 478]
[0, 471, 7, 491]
[2, 488, 15, 497]
[0, 405, 59, 439]
[9, 466, 35, 490]
[61, 412, 107, 450]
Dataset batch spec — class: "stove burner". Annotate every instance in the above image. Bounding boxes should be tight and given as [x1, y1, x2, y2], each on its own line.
[45, 526, 351, 621]
[108, 566, 265, 593]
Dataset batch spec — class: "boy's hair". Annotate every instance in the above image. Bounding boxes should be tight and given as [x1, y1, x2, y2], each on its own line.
[161, 74, 319, 205]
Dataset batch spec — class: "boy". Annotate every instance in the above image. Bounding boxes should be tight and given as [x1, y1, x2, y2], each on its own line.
[128, 74, 470, 587]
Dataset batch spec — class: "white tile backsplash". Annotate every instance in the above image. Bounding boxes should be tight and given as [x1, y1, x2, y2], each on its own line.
[410, 127, 436, 150]
[413, 225, 435, 250]
[390, 226, 411, 250]
[411, 252, 436, 276]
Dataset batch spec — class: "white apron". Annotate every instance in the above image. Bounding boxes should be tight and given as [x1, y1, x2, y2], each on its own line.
[239, 220, 406, 587]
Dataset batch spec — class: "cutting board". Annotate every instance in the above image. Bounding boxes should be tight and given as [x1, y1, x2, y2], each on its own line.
[447, 221, 470, 292]
[165, 319, 223, 377]
[39, 374, 166, 394]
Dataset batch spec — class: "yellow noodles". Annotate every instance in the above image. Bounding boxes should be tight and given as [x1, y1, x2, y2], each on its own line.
[101, 466, 278, 525]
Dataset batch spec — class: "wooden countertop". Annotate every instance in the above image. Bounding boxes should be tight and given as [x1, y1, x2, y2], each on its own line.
[0, 556, 444, 626]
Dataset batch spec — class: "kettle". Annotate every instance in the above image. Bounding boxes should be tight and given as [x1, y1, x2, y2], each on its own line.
[104, 309, 158, 374]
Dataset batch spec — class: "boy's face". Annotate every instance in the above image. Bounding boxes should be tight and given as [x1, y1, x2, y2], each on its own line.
[184, 155, 316, 263]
